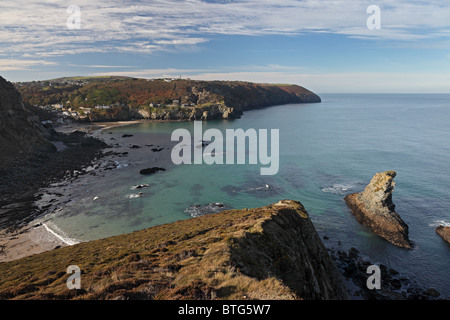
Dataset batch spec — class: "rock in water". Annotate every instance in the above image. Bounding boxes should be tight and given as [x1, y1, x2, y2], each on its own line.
[139, 167, 166, 175]
[344, 171, 411, 248]
[436, 225, 450, 244]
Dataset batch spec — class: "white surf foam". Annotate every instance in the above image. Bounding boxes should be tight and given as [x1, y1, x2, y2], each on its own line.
[321, 183, 359, 195]
[126, 193, 143, 199]
[42, 222, 80, 246]
[429, 220, 450, 227]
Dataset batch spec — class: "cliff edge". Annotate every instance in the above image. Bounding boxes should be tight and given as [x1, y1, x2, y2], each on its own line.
[344, 171, 411, 248]
[0, 200, 347, 300]
[0, 76, 54, 168]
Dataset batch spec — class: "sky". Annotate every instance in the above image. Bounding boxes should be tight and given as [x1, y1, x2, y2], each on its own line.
[1, 0, 450, 93]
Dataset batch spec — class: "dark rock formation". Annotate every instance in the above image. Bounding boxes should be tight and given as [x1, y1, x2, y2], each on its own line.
[139, 167, 166, 175]
[436, 225, 450, 244]
[329, 247, 442, 300]
[0, 200, 347, 300]
[344, 171, 411, 248]
[0, 76, 55, 168]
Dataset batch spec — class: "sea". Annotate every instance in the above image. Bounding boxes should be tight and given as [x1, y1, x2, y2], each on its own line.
[34, 93, 450, 296]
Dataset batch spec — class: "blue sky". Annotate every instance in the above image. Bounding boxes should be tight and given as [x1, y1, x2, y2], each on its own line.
[1, 0, 450, 92]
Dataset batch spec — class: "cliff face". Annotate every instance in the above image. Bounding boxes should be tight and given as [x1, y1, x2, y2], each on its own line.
[344, 171, 411, 248]
[133, 104, 241, 121]
[0, 76, 54, 168]
[0, 200, 347, 300]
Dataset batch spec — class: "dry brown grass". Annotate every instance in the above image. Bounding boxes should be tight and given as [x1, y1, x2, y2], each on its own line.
[0, 200, 340, 300]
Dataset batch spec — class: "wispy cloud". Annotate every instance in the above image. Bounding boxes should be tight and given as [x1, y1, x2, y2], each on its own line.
[0, 59, 56, 71]
[1, 0, 450, 62]
[68, 64, 136, 68]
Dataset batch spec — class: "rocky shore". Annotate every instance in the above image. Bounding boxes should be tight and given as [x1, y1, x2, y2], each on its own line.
[0, 76, 111, 230]
[0, 129, 110, 230]
[328, 246, 445, 300]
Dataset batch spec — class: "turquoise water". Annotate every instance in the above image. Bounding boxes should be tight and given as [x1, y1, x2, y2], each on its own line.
[40, 94, 450, 295]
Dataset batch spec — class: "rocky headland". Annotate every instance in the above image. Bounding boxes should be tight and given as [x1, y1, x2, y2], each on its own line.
[0, 200, 348, 300]
[16, 78, 321, 122]
[344, 171, 411, 248]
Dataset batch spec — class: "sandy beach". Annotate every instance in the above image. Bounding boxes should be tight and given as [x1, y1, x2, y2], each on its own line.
[55, 119, 146, 134]
[0, 223, 68, 263]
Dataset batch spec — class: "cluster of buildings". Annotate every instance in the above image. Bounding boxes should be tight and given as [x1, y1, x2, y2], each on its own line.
[36, 98, 196, 126]
[36, 103, 113, 125]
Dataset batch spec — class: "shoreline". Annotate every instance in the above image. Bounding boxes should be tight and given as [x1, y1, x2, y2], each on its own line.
[0, 223, 69, 263]
[53, 119, 146, 134]
[0, 119, 175, 263]
[55, 118, 192, 135]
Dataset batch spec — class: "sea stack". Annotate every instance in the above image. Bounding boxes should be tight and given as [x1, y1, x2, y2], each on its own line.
[344, 171, 411, 248]
[436, 225, 450, 244]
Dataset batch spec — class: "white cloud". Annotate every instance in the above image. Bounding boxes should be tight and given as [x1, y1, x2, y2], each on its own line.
[0, 59, 56, 71]
[1, 0, 450, 59]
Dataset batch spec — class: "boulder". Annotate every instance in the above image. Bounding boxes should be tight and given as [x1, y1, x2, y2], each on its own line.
[344, 171, 411, 248]
[436, 225, 450, 244]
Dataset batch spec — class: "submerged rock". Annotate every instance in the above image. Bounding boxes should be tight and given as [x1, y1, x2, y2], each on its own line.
[436, 225, 450, 244]
[139, 167, 166, 175]
[184, 202, 229, 217]
[131, 184, 149, 190]
[344, 171, 411, 248]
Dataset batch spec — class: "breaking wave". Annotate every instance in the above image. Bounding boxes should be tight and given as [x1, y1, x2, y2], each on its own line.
[42, 222, 80, 245]
[320, 182, 364, 195]
[429, 220, 450, 227]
